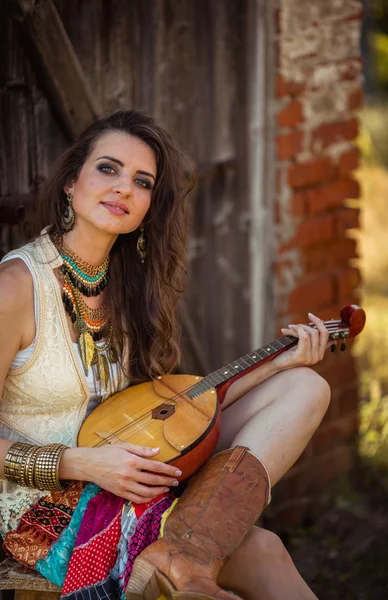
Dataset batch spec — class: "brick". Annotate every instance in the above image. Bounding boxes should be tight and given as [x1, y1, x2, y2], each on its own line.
[290, 192, 308, 217]
[340, 60, 363, 82]
[311, 118, 359, 150]
[297, 213, 335, 247]
[304, 238, 357, 272]
[311, 413, 358, 455]
[314, 346, 338, 375]
[275, 167, 284, 194]
[276, 75, 306, 98]
[336, 206, 360, 233]
[348, 86, 363, 110]
[288, 156, 336, 189]
[277, 130, 304, 160]
[337, 384, 359, 417]
[286, 273, 334, 313]
[277, 310, 310, 328]
[318, 355, 357, 388]
[335, 267, 361, 298]
[345, 10, 364, 21]
[280, 213, 335, 251]
[339, 146, 360, 176]
[321, 395, 338, 424]
[277, 99, 303, 128]
[338, 294, 362, 314]
[274, 195, 305, 222]
[306, 178, 360, 214]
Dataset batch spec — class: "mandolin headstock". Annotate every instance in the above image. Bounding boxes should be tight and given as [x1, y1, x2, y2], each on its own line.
[321, 305, 366, 345]
[339, 305, 366, 338]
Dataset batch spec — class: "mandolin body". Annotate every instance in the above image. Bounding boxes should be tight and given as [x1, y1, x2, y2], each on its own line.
[77, 374, 221, 482]
[78, 305, 366, 483]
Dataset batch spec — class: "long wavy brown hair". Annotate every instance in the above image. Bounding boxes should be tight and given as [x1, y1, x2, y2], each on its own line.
[35, 109, 194, 382]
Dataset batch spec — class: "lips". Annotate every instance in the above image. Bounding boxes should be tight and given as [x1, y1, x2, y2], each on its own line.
[101, 201, 129, 215]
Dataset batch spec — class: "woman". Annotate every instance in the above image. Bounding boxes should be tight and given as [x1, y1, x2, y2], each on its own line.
[0, 109, 329, 600]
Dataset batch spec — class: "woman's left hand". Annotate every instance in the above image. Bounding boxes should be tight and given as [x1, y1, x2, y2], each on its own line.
[271, 312, 330, 372]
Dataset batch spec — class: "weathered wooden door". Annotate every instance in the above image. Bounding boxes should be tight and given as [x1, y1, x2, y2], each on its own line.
[0, 0, 273, 374]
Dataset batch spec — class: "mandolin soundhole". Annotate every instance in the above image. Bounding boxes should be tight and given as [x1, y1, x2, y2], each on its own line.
[152, 403, 176, 421]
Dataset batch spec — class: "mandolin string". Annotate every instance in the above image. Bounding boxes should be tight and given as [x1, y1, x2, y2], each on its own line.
[91, 399, 200, 447]
[92, 322, 347, 447]
[92, 322, 347, 446]
[92, 395, 204, 447]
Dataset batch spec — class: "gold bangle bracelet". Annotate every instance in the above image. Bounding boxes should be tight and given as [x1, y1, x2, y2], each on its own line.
[4, 442, 34, 485]
[34, 444, 69, 491]
[4, 442, 70, 491]
[23, 446, 41, 488]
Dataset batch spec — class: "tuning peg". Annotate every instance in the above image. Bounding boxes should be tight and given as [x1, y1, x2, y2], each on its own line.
[331, 343, 336, 353]
[341, 342, 346, 352]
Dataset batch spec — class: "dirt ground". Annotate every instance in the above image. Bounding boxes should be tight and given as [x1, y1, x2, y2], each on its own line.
[282, 466, 388, 600]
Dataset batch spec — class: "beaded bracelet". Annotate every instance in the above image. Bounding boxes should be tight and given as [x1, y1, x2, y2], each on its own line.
[3, 441, 70, 491]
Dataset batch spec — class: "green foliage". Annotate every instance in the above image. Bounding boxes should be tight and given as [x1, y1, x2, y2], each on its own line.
[356, 113, 388, 482]
[358, 105, 388, 169]
[354, 298, 388, 393]
[359, 392, 388, 480]
[372, 32, 388, 89]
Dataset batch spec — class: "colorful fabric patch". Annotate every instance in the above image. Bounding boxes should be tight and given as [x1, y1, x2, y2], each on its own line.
[62, 509, 122, 595]
[3, 481, 84, 568]
[132, 494, 168, 520]
[36, 483, 100, 586]
[72, 489, 124, 547]
[61, 575, 122, 600]
[110, 503, 137, 586]
[123, 495, 174, 589]
[5, 486, 175, 600]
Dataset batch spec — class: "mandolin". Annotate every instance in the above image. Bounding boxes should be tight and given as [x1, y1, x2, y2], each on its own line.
[78, 305, 365, 481]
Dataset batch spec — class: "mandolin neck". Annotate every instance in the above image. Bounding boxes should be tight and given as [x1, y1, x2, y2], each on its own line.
[186, 335, 298, 400]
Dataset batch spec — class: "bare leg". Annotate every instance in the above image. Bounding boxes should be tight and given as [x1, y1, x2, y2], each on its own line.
[219, 527, 318, 600]
[216, 366, 330, 485]
[216, 367, 329, 598]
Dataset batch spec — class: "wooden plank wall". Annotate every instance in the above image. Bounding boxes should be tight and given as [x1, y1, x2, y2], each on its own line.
[0, 0, 254, 374]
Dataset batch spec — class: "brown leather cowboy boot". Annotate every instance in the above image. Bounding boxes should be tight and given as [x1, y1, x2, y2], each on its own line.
[126, 446, 270, 600]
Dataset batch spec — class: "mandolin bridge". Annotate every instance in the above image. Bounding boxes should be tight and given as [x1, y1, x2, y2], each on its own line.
[152, 403, 176, 421]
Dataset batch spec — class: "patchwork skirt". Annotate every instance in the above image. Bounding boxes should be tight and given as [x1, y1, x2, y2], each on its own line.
[3, 481, 175, 600]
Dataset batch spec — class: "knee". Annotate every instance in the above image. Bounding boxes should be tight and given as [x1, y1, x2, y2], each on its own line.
[246, 528, 288, 563]
[296, 367, 331, 426]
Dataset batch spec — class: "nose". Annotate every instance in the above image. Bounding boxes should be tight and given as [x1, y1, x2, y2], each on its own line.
[113, 174, 132, 197]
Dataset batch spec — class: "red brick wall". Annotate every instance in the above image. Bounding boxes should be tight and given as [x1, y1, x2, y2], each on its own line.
[268, 0, 363, 526]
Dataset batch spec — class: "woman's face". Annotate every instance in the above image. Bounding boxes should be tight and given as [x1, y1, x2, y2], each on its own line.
[67, 131, 157, 236]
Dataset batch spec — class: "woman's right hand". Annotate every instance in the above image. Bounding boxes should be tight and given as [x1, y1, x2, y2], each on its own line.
[60, 443, 182, 503]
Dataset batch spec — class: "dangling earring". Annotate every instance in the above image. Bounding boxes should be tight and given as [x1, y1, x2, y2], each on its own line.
[62, 192, 75, 232]
[136, 225, 147, 263]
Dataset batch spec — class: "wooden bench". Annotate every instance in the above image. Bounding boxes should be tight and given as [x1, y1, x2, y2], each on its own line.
[0, 558, 61, 600]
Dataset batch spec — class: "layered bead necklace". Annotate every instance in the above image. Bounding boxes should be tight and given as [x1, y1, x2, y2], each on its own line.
[52, 233, 118, 390]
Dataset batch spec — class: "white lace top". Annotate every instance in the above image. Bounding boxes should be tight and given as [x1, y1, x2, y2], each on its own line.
[0, 233, 128, 535]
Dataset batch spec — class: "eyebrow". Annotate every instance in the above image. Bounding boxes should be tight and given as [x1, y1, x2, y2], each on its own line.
[136, 169, 156, 181]
[97, 156, 156, 180]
